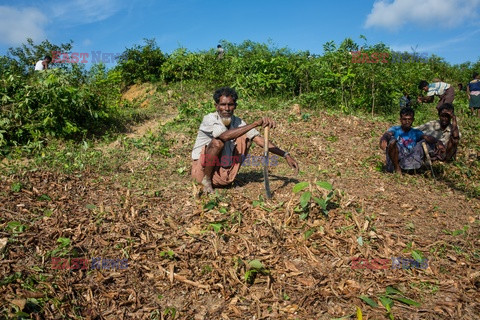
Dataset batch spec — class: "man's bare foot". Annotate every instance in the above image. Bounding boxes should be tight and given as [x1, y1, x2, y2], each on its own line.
[201, 176, 214, 194]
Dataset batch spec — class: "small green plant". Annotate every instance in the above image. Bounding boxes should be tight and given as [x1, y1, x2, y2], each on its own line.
[6, 221, 27, 234]
[159, 250, 175, 260]
[304, 228, 316, 240]
[163, 306, 176, 319]
[37, 194, 51, 201]
[10, 182, 22, 192]
[0, 272, 22, 286]
[410, 281, 439, 294]
[218, 207, 228, 214]
[202, 193, 225, 211]
[301, 113, 311, 121]
[208, 220, 228, 233]
[411, 250, 425, 263]
[325, 135, 338, 142]
[402, 241, 413, 253]
[49, 237, 71, 258]
[442, 225, 469, 236]
[202, 265, 213, 274]
[244, 259, 270, 284]
[287, 114, 297, 123]
[252, 196, 264, 207]
[176, 166, 186, 175]
[292, 181, 334, 219]
[203, 199, 218, 211]
[359, 286, 420, 320]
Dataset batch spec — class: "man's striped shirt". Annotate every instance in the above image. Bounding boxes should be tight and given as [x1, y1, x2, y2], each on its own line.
[427, 82, 450, 97]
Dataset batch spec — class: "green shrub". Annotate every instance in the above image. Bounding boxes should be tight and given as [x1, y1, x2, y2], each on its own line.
[116, 39, 167, 85]
[0, 68, 119, 150]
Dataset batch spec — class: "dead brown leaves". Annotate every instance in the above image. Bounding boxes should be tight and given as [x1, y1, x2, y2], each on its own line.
[1, 109, 480, 319]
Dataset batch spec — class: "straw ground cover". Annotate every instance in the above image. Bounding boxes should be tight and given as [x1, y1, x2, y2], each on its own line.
[1, 87, 480, 319]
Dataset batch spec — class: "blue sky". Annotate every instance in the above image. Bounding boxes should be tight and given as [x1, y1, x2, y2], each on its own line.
[1, 0, 479, 66]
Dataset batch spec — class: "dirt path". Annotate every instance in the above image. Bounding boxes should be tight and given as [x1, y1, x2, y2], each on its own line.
[1, 106, 479, 319]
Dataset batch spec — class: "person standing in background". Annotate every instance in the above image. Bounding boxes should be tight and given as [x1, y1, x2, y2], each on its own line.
[34, 56, 52, 71]
[467, 72, 480, 117]
[216, 45, 225, 60]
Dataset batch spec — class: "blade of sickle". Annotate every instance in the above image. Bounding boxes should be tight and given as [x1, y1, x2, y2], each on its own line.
[422, 141, 435, 179]
[263, 126, 272, 199]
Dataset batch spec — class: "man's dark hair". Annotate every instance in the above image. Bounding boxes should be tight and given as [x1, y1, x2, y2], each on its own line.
[418, 80, 429, 90]
[473, 72, 479, 79]
[438, 103, 454, 115]
[44, 56, 52, 62]
[213, 87, 238, 103]
[217, 44, 222, 48]
[400, 107, 415, 117]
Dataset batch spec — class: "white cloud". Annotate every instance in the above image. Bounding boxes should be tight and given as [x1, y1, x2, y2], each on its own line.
[365, 0, 480, 30]
[390, 28, 480, 53]
[51, 0, 122, 26]
[0, 1, 122, 47]
[0, 6, 47, 45]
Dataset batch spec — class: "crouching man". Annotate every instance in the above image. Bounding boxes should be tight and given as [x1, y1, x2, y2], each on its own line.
[191, 87, 299, 193]
[415, 103, 460, 162]
[379, 107, 444, 173]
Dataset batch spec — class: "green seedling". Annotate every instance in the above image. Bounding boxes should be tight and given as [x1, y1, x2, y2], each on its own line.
[159, 250, 175, 260]
[293, 180, 334, 220]
[6, 221, 27, 234]
[48, 237, 72, 258]
[10, 182, 22, 192]
[244, 259, 270, 284]
[358, 285, 420, 320]
[163, 306, 176, 319]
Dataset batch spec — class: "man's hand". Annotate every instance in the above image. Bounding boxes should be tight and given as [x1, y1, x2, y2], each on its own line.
[379, 131, 392, 151]
[437, 141, 446, 152]
[448, 110, 460, 140]
[445, 109, 456, 123]
[255, 117, 276, 129]
[417, 96, 423, 103]
[285, 154, 299, 175]
[380, 139, 388, 151]
[435, 140, 446, 157]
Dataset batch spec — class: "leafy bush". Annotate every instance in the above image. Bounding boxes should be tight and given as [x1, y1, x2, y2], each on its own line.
[0, 69, 118, 150]
[87, 63, 122, 108]
[116, 39, 167, 85]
